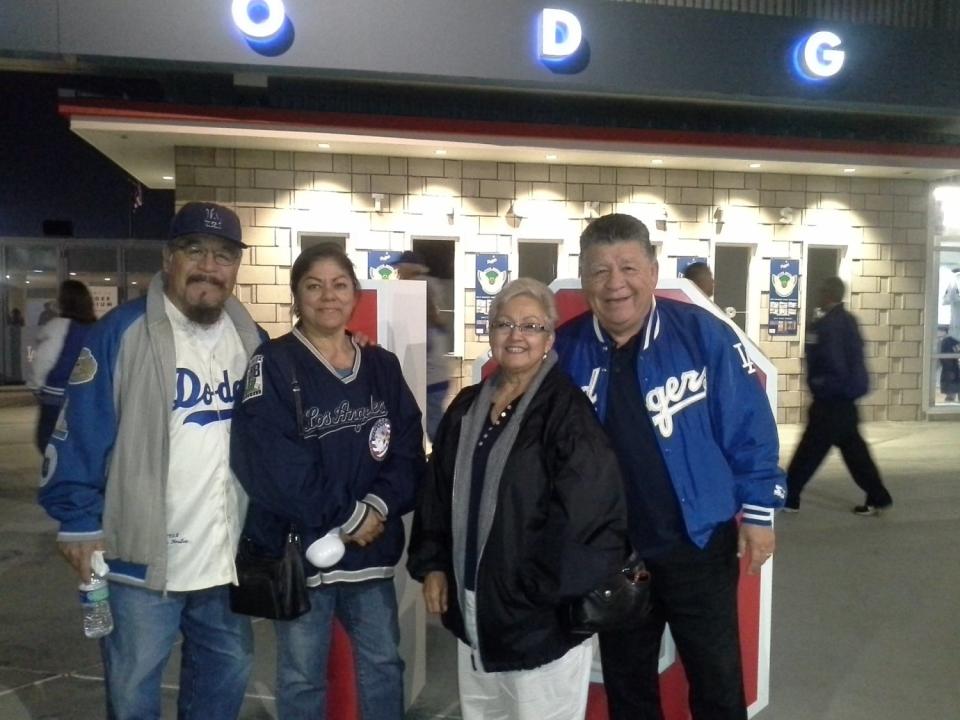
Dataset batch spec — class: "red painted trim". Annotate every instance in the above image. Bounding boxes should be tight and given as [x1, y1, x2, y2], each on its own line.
[59, 99, 960, 161]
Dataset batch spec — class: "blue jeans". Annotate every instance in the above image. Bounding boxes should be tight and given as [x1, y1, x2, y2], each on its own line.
[102, 583, 253, 720]
[275, 579, 404, 720]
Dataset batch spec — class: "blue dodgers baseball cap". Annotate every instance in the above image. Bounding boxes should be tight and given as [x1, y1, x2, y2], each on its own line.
[170, 202, 247, 248]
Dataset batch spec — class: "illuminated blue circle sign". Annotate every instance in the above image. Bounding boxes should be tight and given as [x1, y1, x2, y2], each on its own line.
[232, 0, 294, 56]
[796, 30, 846, 80]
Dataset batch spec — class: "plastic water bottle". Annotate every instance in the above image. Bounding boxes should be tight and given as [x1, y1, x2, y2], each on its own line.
[305, 529, 345, 569]
[78, 551, 113, 639]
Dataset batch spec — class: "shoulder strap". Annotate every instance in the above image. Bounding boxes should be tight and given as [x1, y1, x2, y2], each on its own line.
[273, 337, 305, 439]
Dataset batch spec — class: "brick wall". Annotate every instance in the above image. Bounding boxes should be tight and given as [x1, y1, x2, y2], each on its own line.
[175, 147, 928, 422]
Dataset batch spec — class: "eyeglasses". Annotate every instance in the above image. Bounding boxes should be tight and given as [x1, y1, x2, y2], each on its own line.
[175, 243, 242, 266]
[492, 320, 548, 336]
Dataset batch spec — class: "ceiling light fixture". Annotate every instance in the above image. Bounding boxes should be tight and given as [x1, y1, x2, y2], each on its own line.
[435, 149, 447, 156]
[317, 143, 330, 149]
[749, 163, 762, 169]
[545, 154, 558, 161]
[162, 175, 174, 181]
[843, 168, 856, 173]
[651, 159, 664, 165]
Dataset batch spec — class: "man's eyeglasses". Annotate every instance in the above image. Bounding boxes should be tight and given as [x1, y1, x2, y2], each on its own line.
[491, 320, 548, 336]
[175, 243, 242, 266]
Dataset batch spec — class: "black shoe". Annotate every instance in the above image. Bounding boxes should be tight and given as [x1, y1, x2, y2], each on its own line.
[853, 502, 891, 517]
[782, 504, 799, 514]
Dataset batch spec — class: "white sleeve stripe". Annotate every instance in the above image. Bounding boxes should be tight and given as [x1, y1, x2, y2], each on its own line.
[341, 501, 369, 536]
[363, 493, 388, 519]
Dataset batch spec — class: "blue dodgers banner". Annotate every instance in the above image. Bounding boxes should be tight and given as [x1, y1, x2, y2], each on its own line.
[474, 254, 509, 336]
[768, 259, 800, 336]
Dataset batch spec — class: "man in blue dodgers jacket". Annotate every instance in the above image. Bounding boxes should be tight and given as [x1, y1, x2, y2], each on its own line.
[39, 203, 267, 720]
[555, 214, 785, 720]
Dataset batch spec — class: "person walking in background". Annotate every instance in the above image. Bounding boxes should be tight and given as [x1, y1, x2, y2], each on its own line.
[38, 202, 265, 720]
[785, 276, 893, 516]
[391, 250, 451, 442]
[408, 278, 629, 720]
[27, 280, 97, 452]
[682, 260, 715, 298]
[556, 213, 784, 720]
[232, 244, 424, 720]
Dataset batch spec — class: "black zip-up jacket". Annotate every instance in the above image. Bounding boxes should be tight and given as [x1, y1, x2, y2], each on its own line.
[407, 365, 629, 672]
[806, 303, 869, 401]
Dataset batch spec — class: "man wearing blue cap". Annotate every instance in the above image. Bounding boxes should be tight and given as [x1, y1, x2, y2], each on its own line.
[40, 202, 267, 719]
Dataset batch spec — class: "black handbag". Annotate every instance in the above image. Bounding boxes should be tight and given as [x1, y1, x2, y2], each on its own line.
[567, 556, 652, 635]
[229, 349, 312, 621]
[230, 530, 311, 620]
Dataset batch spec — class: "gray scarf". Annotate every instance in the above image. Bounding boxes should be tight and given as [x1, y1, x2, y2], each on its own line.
[451, 350, 558, 617]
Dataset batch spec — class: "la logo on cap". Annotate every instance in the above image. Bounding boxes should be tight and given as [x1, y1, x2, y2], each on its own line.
[204, 207, 223, 230]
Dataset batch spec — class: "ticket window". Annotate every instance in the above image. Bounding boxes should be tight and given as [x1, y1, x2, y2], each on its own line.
[518, 241, 559, 286]
[804, 247, 841, 334]
[412, 238, 455, 355]
[714, 245, 751, 332]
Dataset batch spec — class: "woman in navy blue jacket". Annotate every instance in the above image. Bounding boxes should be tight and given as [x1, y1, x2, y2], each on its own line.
[231, 244, 424, 720]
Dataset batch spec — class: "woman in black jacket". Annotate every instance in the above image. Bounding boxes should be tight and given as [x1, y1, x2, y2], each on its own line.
[408, 278, 629, 720]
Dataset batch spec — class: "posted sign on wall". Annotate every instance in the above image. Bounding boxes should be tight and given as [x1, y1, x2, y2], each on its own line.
[768, 259, 800, 336]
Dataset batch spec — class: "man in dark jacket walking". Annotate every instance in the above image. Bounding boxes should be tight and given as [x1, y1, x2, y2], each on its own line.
[785, 276, 893, 516]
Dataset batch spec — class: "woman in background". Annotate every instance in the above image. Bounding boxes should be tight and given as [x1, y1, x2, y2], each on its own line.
[28, 280, 96, 452]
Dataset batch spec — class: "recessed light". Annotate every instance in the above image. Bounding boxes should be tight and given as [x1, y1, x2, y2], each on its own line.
[317, 143, 330, 149]
[162, 175, 174, 181]
[843, 168, 856, 173]
[4, 275, 9, 279]
[651, 159, 664, 165]
[69, 272, 77, 276]
[104, 277, 111, 281]
[749, 163, 762, 169]
[25, 280, 30, 285]
[434, 149, 447, 156]
[33, 269, 42, 273]
[131, 281, 138, 286]
[545, 154, 558, 161]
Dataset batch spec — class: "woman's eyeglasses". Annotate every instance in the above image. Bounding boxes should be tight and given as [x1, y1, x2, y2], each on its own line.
[491, 320, 548, 336]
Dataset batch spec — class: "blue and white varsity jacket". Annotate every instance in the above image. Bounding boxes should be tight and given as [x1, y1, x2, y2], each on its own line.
[37, 273, 267, 590]
[555, 297, 786, 549]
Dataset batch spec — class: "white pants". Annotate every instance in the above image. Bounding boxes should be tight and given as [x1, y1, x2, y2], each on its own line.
[458, 591, 593, 720]
[457, 640, 593, 720]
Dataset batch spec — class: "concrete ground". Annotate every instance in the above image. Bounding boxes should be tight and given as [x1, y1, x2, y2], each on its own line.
[0, 389, 957, 719]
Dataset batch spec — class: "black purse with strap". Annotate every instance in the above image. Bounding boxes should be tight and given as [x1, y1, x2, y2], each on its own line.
[566, 554, 652, 635]
[229, 348, 312, 621]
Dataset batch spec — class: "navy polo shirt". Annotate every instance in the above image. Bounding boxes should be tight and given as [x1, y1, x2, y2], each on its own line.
[605, 334, 686, 559]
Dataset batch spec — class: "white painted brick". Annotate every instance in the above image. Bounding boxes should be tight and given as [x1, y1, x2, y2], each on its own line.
[549, 165, 567, 183]
[860, 260, 893, 277]
[461, 197, 498, 216]
[294, 153, 333, 172]
[237, 264, 276, 285]
[461, 179, 480, 197]
[371, 175, 407, 195]
[697, 171, 714, 188]
[389, 157, 407, 176]
[236, 149, 274, 169]
[633, 188, 665, 204]
[531, 182, 565, 199]
[498, 164, 515, 181]
[893, 211, 925, 229]
[243, 226, 275, 246]
[479, 180, 516, 199]
[194, 167, 237, 186]
[600, 167, 617, 184]
[760, 174, 792, 190]
[409, 158, 445, 177]
[617, 168, 650, 185]
[728, 190, 760, 206]
[274, 152, 292, 170]
[352, 175, 371, 193]
[351, 156, 390, 174]
[255, 170, 295, 189]
[463, 161, 498, 179]
[666, 170, 698, 187]
[176, 147, 217, 166]
[425, 177, 460, 196]
[332, 155, 351, 173]
[236, 188, 276, 207]
[444, 160, 462, 178]
[567, 166, 601, 183]
[583, 184, 617, 202]
[255, 246, 292, 266]
[805, 176, 836, 192]
[680, 187, 713, 205]
[516, 164, 550, 182]
[714, 171, 745, 189]
[256, 284, 292, 304]
[888, 309, 921, 325]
